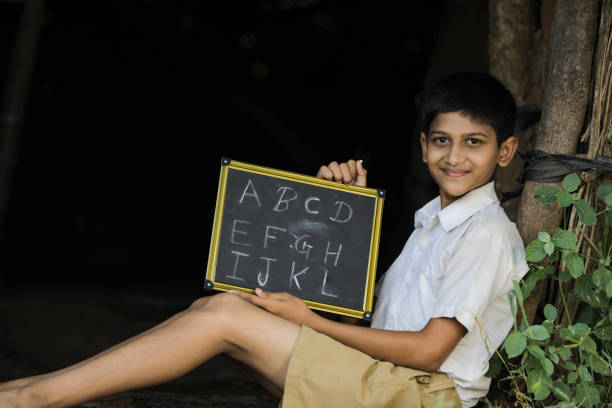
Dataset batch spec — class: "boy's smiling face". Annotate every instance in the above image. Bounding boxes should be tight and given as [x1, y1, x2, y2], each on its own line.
[420, 111, 517, 209]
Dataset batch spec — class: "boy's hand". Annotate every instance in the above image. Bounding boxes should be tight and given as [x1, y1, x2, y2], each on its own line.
[316, 159, 367, 187]
[230, 288, 317, 327]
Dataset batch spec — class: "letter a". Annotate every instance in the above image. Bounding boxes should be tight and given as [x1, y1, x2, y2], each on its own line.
[239, 179, 261, 207]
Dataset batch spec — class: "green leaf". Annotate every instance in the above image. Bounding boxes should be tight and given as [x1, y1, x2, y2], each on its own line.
[527, 344, 546, 359]
[525, 325, 550, 340]
[558, 347, 571, 360]
[567, 371, 578, 384]
[575, 275, 607, 307]
[577, 365, 593, 382]
[585, 352, 612, 376]
[541, 357, 554, 376]
[560, 327, 579, 343]
[527, 368, 552, 400]
[512, 280, 523, 305]
[548, 349, 559, 364]
[580, 335, 597, 355]
[538, 231, 551, 242]
[565, 361, 577, 371]
[543, 303, 557, 321]
[562, 173, 580, 192]
[575, 383, 600, 408]
[526, 240, 547, 262]
[552, 229, 577, 249]
[605, 192, 612, 207]
[534, 186, 560, 204]
[574, 199, 597, 226]
[558, 269, 571, 282]
[596, 181, 612, 202]
[522, 273, 539, 299]
[504, 331, 527, 358]
[557, 189, 574, 207]
[593, 320, 612, 341]
[544, 241, 555, 255]
[572, 322, 590, 337]
[575, 303, 593, 325]
[592, 267, 612, 296]
[485, 352, 502, 378]
[567, 253, 584, 278]
[551, 380, 572, 402]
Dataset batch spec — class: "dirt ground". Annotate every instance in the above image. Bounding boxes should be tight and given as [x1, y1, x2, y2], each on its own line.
[0, 284, 279, 407]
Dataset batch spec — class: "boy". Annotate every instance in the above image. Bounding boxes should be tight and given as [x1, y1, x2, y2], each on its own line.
[0, 72, 528, 408]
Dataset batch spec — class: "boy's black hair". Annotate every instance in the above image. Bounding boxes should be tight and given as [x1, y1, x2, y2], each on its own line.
[421, 72, 517, 145]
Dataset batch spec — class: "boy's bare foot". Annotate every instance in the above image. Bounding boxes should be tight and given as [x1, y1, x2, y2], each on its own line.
[0, 377, 41, 392]
[0, 388, 21, 408]
[0, 387, 49, 408]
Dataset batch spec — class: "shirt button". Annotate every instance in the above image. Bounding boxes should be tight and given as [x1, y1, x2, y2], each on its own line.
[404, 283, 410, 290]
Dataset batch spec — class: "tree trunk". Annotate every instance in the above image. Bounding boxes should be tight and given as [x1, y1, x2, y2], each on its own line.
[489, 0, 557, 221]
[516, 0, 599, 323]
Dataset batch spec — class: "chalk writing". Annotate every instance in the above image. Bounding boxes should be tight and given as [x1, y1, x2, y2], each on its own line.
[211, 165, 380, 312]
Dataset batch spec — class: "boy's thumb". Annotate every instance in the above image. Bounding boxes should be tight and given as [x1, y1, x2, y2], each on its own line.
[356, 160, 367, 187]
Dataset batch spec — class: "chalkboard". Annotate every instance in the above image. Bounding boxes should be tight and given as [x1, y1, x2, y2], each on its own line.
[204, 158, 384, 319]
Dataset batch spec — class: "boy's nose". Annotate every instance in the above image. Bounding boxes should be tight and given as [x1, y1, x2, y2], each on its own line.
[446, 144, 464, 165]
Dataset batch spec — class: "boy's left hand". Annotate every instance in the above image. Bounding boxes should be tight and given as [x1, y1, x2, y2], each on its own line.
[230, 288, 317, 327]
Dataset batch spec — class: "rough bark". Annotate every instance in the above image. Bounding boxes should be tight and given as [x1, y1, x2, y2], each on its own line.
[489, 0, 557, 221]
[516, 0, 599, 323]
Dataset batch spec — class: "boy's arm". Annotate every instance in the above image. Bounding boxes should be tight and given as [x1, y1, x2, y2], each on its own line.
[232, 289, 466, 372]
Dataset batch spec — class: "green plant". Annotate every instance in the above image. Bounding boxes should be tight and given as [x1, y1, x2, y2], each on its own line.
[486, 174, 612, 407]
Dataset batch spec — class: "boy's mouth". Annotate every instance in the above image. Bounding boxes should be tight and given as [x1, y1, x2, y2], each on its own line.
[442, 168, 470, 178]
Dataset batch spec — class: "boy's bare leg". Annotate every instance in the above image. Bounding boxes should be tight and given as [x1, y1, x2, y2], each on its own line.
[0, 293, 300, 408]
[0, 297, 212, 392]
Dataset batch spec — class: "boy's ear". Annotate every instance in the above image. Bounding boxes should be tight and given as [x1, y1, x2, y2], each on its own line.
[497, 136, 518, 167]
[420, 132, 428, 163]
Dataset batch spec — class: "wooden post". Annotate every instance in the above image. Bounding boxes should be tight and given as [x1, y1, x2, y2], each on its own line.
[489, 0, 557, 221]
[516, 0, 599, 323]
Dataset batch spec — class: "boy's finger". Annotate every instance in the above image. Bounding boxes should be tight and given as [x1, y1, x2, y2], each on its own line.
[256, 288, 289, 301]
[355, 160, 367, 187]
[339, 162, 352, 184]
[327, 161, 344, 183]
[347, 160, 357, 181]
[316, 165, 333, 180]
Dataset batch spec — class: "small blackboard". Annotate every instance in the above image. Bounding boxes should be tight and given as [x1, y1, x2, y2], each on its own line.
[204, 158, 384, 319]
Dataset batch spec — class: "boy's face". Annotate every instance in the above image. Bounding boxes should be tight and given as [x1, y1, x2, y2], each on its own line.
[420, 111, 517, 209]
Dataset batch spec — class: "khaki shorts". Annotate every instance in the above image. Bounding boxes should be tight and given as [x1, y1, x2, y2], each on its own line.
[281, 326, 461, 408]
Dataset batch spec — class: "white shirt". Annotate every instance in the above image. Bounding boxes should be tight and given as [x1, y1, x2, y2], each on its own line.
[371, 182, 529, 408]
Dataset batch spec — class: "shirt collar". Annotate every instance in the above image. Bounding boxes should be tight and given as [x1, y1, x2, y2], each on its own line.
[414, 182, 499, 231]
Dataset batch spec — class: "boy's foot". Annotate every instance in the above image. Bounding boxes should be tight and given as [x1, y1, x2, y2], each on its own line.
[0, 377, 39, 392]
[0, 387, 48, 408]
[0, 388, 21, 408]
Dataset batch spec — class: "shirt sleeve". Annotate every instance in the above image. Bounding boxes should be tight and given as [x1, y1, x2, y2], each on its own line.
[431, 230, 517, 333]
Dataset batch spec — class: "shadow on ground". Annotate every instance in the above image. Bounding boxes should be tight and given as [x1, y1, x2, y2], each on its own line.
[0, 285, 279, 407]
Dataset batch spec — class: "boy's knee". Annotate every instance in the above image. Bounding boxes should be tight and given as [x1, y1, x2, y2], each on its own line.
[188, 292, 248, 318]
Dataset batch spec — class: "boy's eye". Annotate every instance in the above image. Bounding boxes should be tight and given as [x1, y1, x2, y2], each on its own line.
[433, 136, 447, 144]
[466, 138, 481, 145]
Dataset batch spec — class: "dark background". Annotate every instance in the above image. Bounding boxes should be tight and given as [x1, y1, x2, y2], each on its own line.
[0, 0, 488, 294]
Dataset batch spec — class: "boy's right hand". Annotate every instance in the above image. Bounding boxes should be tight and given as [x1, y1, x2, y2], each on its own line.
[316, 159, 367, 187]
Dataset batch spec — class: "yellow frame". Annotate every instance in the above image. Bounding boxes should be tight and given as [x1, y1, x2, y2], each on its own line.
[204, 159, 384, 319]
